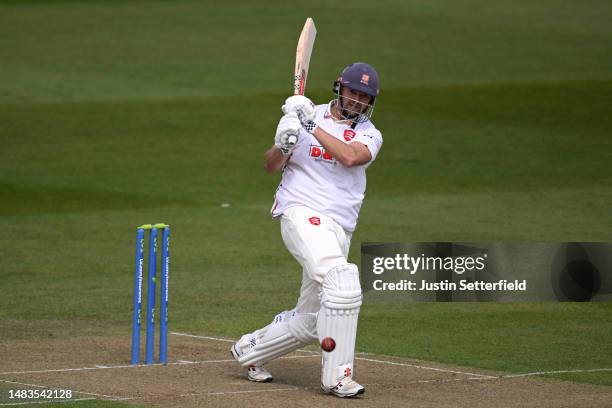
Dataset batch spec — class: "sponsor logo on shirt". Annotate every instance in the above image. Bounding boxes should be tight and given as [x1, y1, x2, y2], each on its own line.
[309, 144, 335, 164]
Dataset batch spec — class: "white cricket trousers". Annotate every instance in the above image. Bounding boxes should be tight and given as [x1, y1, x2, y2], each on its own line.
[280, 205, 352, 314]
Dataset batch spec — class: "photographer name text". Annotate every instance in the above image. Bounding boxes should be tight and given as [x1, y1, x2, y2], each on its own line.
[372, 279, 527, 291]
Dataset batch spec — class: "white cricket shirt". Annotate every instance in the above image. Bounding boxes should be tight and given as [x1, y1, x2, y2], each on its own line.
[271, 103, 383, 232]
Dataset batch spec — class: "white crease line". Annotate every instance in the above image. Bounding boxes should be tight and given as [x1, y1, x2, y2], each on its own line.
[354, 356, 496, 379]
[0, 379, 131, 401]
[208, 387, 299, 396]
[0, 360, 231, 375]
[279, 355, 317, 360]
[0, 398, 96, 406]
[392, 368, 612, 384]
[363, 377, 490, 388]
[171, 332, 235, 343]
[408, 376, 494, 385]
[504, 368, 612, 378]
[171, 331, 492, 378]
[294, 349, 320, 355]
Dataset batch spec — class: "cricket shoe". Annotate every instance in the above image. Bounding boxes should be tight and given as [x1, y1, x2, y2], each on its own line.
[246, 364, 273, 382]
[230, 335, 273, 383]
[321, 377, 365, 398]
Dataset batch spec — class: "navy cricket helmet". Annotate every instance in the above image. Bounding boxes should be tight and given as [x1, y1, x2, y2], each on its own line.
[332, 62, 379, 123]
[334, 62, 380, 99]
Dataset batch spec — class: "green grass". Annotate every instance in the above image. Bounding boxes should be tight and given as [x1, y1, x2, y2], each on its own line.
[1, 1, 611, 406]
[359, 303, 612, 379]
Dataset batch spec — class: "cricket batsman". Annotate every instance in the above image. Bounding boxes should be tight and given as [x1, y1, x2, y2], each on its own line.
[231, 62, 383, 398]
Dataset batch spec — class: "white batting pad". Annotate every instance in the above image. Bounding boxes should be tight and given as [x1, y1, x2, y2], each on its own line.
[317, 264, 362, 388]
[235, 310, 317, 367]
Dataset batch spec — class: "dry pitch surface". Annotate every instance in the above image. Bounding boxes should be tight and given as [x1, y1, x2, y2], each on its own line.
[1, 332, 611, 407]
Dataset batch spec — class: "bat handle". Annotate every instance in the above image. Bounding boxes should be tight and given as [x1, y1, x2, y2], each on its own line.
[287, 134, 297, 146]
[294, 74, 305, 96]
[290, 76, 303, 147]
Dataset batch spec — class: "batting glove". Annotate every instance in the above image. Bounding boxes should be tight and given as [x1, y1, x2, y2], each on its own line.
[274, 112, 301, 155]
[282, 95, 316, 124]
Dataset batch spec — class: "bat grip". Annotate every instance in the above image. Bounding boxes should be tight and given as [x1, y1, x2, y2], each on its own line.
[287, 135, 297, 146]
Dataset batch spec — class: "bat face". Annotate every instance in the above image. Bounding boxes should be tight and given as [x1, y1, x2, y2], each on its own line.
[294, 18, 317, 96]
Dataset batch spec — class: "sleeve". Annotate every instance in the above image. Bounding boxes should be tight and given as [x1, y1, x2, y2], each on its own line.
[353, 128, 383, 162]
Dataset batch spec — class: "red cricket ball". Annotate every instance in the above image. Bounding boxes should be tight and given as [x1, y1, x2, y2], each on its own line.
[321, 337, 336, 352]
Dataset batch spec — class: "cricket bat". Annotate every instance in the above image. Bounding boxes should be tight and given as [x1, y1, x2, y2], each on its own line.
[288, 17, 317, 146]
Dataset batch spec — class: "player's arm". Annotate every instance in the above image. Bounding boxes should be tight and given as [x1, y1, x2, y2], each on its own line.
[264, 145, 290, 173]
[311, 127, 371, 167]
[265, 112, 302, 173]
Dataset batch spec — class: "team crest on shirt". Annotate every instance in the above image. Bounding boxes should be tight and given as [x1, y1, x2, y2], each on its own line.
[343, 129, 356, 141]
[309, 144, 335, 164]
[308, 217, 321, 226]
